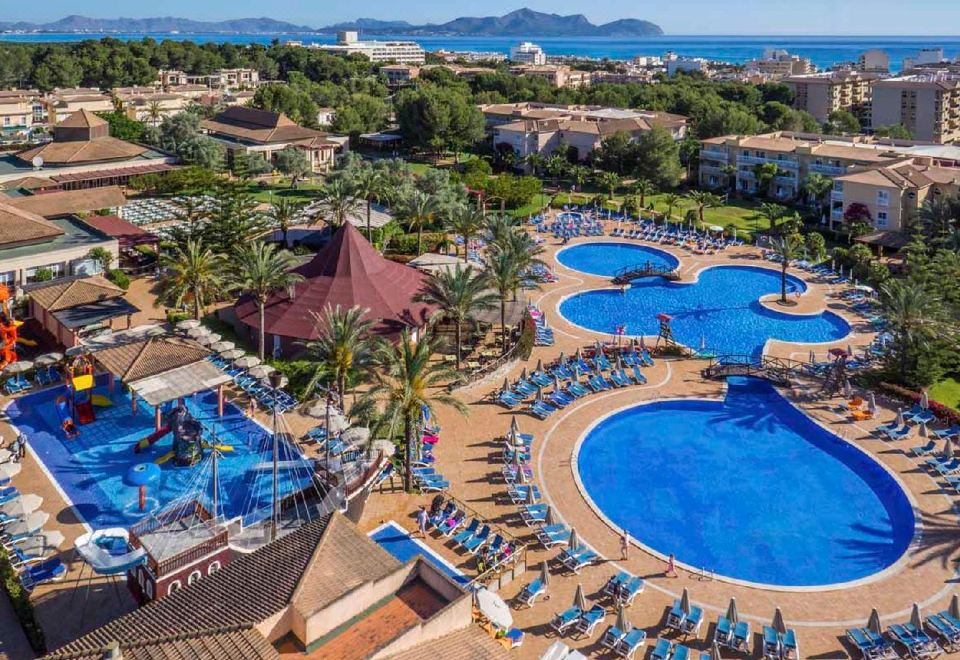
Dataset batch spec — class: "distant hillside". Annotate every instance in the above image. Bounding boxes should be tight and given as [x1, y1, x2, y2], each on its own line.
[0, 10, 663, 37]
[0, 15, 316, 34]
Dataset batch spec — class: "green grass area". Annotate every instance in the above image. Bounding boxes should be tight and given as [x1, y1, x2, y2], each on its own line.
[508, 193, 552, 219]
[238, 179, 326, 204]
[930, 377, 960, 412]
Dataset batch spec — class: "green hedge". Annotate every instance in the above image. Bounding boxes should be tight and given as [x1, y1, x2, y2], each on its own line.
[106, 268, 130, 290]
[0, 547, 46, 653]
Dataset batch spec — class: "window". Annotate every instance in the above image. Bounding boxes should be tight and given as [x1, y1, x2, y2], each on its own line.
[208, 561, 221, 575]
[188, 570, 202, 585]
[145, 580, 154, 599]
[3, 117, 9, 126]
[167, 580, 181, 595]
[877, 211, 889, 228]
[833, 181, 844, 192]
[877, 190, 890, 207]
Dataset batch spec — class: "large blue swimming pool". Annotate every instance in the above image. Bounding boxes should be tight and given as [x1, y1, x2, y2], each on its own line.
[559, 261, 850, 357]
[8, 379, 313, 530]
[556, 242, 679, 277]
[576, 377, 915, 587]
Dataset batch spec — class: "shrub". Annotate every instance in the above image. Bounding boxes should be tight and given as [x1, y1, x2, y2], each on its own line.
[0, 547, 46, 653]
[165, 309, 190, 324]
[878, 382, 960, 426]
[106, 268, 130, 290]
[133, 244, 156, 257]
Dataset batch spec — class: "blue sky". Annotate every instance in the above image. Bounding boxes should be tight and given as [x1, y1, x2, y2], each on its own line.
[4, 1, 960, 35]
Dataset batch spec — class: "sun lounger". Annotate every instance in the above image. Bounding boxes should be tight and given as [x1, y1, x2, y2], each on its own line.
[538, 527, 571, 549]
[782, 628, 799, 659]
[926, 614, 960, 651]
[568, 381, 591, 398]
[516, 577, 545, 607]
[508, 484, 540, 504]
[886, 425, 914, 441]
[630, 365, 647, 384]
[934, 425, 960, 439]
[601, 623, 627, 650]
[935, 458, 960, 476]
[603, 571, 629, 596]
[19, 557, 66, 591]
[498, 391, 523, 408]
[733, 621, 751, 652]
[615, 628, 647, 659]
[912, 440, 938, 457]
[666, 601, 686, 630]
[560, 547, 598, 573]
[875, 419, 900, 436]
[650, 637, 673, 660]
[609, 370, 630, 387]
[681, 606, 704, 636]
[461, 525, 490, 554]
[576, 604, 607, 637]
[1, 511, 49, 545]
[452, 519, 479, 546]
[617, 576, 644, 605]
[551, 606, 583, 634]
[672, 646, 692, 660]
[762, 626, 781, 659]
[437, 512, 465, 536]
[847, 628, 878, 659]
[715, 616, 733, 646]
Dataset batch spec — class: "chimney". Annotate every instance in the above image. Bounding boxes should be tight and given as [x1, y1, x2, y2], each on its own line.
[103, 641, 123, 660]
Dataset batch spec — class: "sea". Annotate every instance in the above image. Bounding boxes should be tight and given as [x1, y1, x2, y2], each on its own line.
[1, 33, 959, 72]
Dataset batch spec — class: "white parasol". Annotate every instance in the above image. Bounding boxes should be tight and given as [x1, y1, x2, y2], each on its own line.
[211, 341, 236, 354]
[34, 353, 63, 367]
[234, 355, 260, 369]
[3, 360, 33, 374]
[176, 319, 201, 330]
[475, 588, 512, 629]
[186, 326, 210, 340]
[197, 333, 222, 346]
[220, 349, 244, 360]
[247, 364, 276, 379]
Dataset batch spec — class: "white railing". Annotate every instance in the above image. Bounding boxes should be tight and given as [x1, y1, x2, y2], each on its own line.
[809, 163, 847, 176]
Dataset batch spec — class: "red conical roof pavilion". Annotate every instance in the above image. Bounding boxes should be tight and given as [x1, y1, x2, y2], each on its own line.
[235, 223, 435, 340]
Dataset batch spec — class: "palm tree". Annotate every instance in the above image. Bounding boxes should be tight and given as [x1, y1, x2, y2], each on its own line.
[880, 279, 949, 384]
[661, 193, 682, 224]
[595, 171, 622, 200]
[317, 178, 362, 229]
[545, 155, 568, 188]
[145, 100, 164, 126]
[398, 190, 439, 256]
[569, 165, 590, 193]
[631, 179, 657, 207]
[920, 196, 958, 244]
[759, 202, 788, 231]
[803, 173, 833, 219]
[268, 198, 306, 248]
[447, 205, 486, 263]
[525, 153, 545, 176]
[353, 167, 386, 241]
[486, 250, 522, 355]
[485, 214, 521, 249]
[229, 242, 304, 360]
[686, 190, 722, 225]
[769, 234, 803, 303]
[156, 239, 224, 320]
[416, 265, 497, 369]
[362, 329, 467, 492]
[301, 305, 377, 401]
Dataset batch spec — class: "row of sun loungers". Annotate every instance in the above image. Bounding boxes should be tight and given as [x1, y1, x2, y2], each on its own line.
[0, 485, 66, 591]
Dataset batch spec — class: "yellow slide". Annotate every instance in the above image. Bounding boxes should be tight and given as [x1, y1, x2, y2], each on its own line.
[16, 336, 37, 347]
[91, 394, 113, 407]
[155, 451, 175, 465]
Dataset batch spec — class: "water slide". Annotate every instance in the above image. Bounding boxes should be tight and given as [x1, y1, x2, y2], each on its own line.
[54, 396, 79, 439]
[74, 528, 147, 576]
[75, 401, 95, 425]
[133, 426, 172, 454]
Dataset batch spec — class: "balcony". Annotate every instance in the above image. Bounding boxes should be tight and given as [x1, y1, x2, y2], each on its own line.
[736, 170, 756, 179]
[774, 174, 797, 184]
[700, 164, 728, 175]
[701, 149, 728, 161]
[809, 163, 847, 176]
[831, 190, 844, 202]
[737, 154, 800, 169]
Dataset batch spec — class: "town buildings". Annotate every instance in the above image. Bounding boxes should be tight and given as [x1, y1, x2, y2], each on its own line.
[311, 31, 425, 65]
[509, 64, 592, 89]
[871, 74, 960, 143]
[201, 106, 346, 174]
[0, 91, 41, 143]
[664, 53, 713, 77]
[44, 88, 114, 125]
[433, 49, 507, 63]
[858, 49, 891, 74]
[783, 71, 877, 124]
[381, 64, 421, 87]
[155, 68, 262, 91]
[745, 49, 815, 79]
[509, 42, 547, 66]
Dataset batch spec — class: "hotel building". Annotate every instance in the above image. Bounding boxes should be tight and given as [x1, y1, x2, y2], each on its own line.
[312, 32, 425, 65]
[783, 71, 877, 124]
[870, 74, 960, 144]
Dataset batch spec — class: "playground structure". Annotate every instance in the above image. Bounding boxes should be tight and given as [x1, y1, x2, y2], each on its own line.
[55, 355, 99, 438]
[72, 528, 147, 615]
[0, 284, 19, 371]
[134, 404, 207, 467]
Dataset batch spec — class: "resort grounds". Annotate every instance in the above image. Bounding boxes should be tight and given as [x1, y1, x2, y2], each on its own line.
[2, 219, 959, 659]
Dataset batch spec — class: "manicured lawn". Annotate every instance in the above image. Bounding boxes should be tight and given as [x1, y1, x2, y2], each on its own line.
[930, 377, 960, 412]
[508, 193, 552, 219]
[238, 180, 326, 204]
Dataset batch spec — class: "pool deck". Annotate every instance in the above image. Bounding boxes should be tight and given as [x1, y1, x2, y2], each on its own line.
[2, 232, 958, 658]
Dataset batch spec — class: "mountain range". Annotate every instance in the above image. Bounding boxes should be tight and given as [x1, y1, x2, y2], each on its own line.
[0, 10, 663, 37]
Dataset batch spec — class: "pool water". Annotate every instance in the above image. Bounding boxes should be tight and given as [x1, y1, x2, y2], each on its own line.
[8, 379, 313, 530]
[559, 263, 849, 356]
[369, 521, 470, 585]
[556, 242, 679, 277]
[576, 377, 915, 587]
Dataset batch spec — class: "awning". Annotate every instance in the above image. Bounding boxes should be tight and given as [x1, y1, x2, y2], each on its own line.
[128, 360, 233, 407]
[52, 297, 141, 330]
[49, 162, 176, 184]
[82, 215, 158, 248]
[854, 230, 910, 250]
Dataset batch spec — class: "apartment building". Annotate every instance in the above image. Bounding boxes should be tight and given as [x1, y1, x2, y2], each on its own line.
[0, 92, 37, 142]
[858, 49, 890, 74]
[487, 103, 688, 165]
[746, 49, 815, 79]
[312, 31, 425, 65]
[871, 74, 960, 144]
[44, 88, 114, 125]
[509, 65, 592, 88]
[783, 71, 877, 124]
[381, 64, 421, 87]
[665, 54, 712, 77]
[510, 42, 547, 66]
[210, 68, 260, 89]
[118, 92, 190, 124]
[698, 132, 905, 210]
[832, 157, 960, 232]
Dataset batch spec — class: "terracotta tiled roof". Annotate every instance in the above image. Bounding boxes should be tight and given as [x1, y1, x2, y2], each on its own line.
[29, 276, 124, 312]
[55, 108, 107, 129]
[46, 515, 333, 658]
[92, 336, 212, 383]
[1, 176, 58, 190]
[44, 627, 279, 660]
[8, 186, 127, 217]
[292, 513, 401, 616]
[17, 136, 147, 165]
[0, 202, 64, 248]
[381, 626, 511, 660]
[202, 107, 322, 145]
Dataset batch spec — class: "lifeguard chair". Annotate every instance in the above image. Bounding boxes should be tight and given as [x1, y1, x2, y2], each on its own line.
[654, 312, 675, 350]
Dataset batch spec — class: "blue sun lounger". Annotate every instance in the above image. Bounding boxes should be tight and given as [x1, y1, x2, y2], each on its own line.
[934, 425, 960, 439]
[762, 626, 781, 659]
[846, 628, 878, 659]
[886, 424, 913, 441]
[672, 645, 692, 660]
[19, 557, 66, 591]
[551, 606, 583, 634]
[650, 637, 672, 660]
[568, 381, 591, 397]
[601, 623, 627, 650]
[732, 621, 751, 652]
[462, 525, 491, 554]
[516, 576, 545, 607]
[715, 616, 733, 646]
[609, 370, 631, 387]
[531, 371, 553, 388]
[682, 606, 704, 636]
[452, 519, 479, 546]
[928, 613, 960, 651]
[538, 526, 570, 548]
[615, 628, 647, 659]
[912, 440, 937, 457]
[514, 380, 538, 397]
[576, 604, 607, 637]
[630, 365, 648, 384]
[782, 628, 799, 659]
[498, 391, 523, 408]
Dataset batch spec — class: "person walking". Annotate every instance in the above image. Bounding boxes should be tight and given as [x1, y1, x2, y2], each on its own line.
[620, 529, 630, 560]
[666, 553, 678, 578]
[416, 506, 429, 538]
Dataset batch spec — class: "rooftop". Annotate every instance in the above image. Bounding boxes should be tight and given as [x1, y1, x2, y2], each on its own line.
[201, 107, 324, 146]
[27, 275, 124, 312]
[91, 336, 212, 383]
[0, 215, 111, 260]
[7, 186, 126, 217]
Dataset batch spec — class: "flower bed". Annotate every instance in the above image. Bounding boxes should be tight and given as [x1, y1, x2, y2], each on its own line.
[879, 382, 960, 426]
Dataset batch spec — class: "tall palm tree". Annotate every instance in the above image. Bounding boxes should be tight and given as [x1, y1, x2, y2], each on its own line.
[545, 155, 568, 188]
[145, 100, 164, 126]
[486, 250, 522, 355]
[769, 234, 803, 303]
[318, 178, 362, 229]
[525, 153, 546, 176]
[156, 239, 224, 320]
[802, 173, 833, 219]
[398, 190, 439, 256]
[485, 214, 521, 249]
[880, 279, 949, 384]
[759, 202, 788, 231]
[362, 329, 466, 492]
[920, 196, 958, 244]
[595, 171, 622, 200]
[661, 193, 682, 224]
[570, 165, 590, 194]
[352, 167, 386, 241]
[686, 190, 722, 225]
[415, 265, 497, 369]
[229, 242, 304, 360]
[301, 304, 377, 401]
[447, 205, 486, 263]
[267, 198, 306, 248]
[631, 179, 657, 207]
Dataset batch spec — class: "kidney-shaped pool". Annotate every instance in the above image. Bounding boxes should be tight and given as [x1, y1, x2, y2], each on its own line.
[575, 377, 915, 588]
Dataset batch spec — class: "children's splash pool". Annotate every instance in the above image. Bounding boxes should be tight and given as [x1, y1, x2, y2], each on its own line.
[7, 378, 313, 530]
